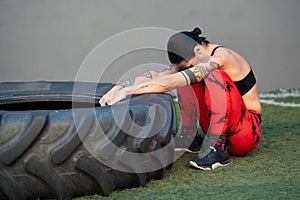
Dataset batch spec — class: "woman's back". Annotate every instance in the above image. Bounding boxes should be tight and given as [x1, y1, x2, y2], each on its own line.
[213, 45, 262, 113]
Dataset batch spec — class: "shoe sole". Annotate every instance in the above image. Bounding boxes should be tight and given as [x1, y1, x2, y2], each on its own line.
[189, 160, 230, 170]
[175, 148, 200, 154]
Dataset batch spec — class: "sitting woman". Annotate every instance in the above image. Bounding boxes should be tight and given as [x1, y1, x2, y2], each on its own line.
[100, 27, 262, 170]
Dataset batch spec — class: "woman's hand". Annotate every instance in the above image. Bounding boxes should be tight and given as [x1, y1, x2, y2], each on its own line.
[108, 87, 130, 105]
[99, 85, 123, 106]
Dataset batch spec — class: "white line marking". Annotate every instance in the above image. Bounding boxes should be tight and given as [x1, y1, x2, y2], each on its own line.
[260, 99, 300, 107]
[259, 90, 300, 107]
[259, 93, 300, 98]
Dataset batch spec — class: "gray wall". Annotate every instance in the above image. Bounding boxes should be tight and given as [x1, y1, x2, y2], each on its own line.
[0, 0, 299, 92]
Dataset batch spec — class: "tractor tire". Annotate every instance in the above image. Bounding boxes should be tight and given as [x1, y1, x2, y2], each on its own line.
[0, 81, 177, 199]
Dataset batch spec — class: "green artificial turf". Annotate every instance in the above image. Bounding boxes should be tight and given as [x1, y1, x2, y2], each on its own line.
[76, 96, 300, 200]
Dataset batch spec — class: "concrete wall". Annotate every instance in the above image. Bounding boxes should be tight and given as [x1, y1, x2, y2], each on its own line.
[0, 0, 299, 92]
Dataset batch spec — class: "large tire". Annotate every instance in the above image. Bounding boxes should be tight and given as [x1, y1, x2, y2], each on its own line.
[0, 81, 177, 199]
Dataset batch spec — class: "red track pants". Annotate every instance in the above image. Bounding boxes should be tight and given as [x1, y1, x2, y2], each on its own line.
[177, 69, 262, 155]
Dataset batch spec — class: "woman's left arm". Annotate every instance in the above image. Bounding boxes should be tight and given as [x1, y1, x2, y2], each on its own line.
[102, 72, 185, 105]
[101, 57, 222, 106]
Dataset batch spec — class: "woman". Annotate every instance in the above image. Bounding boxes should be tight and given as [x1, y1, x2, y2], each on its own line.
[100, 27, 262, 170]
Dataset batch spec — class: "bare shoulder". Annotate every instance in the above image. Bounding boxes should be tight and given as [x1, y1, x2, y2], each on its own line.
[212, 47, 235, 61]
[214, 47, 250, 70]
[221, 47, 247, 63]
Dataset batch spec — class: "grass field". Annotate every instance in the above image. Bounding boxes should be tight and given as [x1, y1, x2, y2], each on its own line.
[76, 91, 300, 200]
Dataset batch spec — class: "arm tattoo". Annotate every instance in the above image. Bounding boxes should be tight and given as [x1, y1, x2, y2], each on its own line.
[119, 71, 152, 88]
[180, 71, 189, 86]
[142, 71, 153, 79]
[181, 59, 220, 84]
[193, 60, 220, 81]
[182, 70, 197, 84]
[119, 78, 135, 88]
[139, 84, 149, 89]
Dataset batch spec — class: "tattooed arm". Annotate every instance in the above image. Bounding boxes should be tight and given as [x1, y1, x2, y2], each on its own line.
[99, 65, 176, 106]
[180, 57, 221, 85]
[101, 57, 222, 106]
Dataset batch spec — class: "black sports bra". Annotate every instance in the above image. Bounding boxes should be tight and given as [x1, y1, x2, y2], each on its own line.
[211, 46, 256, 96]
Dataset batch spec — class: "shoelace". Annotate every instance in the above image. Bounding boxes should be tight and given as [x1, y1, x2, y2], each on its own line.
[198, 146, 216, 158]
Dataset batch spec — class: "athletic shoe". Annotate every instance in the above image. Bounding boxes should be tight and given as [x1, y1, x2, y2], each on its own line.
[175, 134, 203, 153]
[189, 145, 230, 170]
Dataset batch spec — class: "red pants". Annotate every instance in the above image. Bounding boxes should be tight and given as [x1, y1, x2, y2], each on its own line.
[177, 69, 262, 155]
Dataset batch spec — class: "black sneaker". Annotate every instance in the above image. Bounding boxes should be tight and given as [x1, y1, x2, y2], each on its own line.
[175, 134, 203, 153]
[189, 146, 230, 170]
